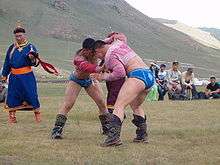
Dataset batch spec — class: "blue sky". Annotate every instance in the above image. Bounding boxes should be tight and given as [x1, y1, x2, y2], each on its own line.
[125, 0, 220, 28]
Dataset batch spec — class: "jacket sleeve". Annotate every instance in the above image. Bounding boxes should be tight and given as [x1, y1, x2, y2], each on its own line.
[2, 45, 13, 77]
[73, 56, 100, 73]
[102, 57, 126, 81]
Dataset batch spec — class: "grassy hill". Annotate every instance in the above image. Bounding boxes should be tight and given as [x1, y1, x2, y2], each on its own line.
[0, 0, 220, 77]
[0, 83, 220, 164]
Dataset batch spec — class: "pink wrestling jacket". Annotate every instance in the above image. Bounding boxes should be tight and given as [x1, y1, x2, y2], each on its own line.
[102, 38, 137, 81]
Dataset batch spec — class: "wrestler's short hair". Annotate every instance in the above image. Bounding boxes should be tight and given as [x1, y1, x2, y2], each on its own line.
[13, 27, 25, 34]
[82, 38, 95, 50]
[93, 40, 106, 50]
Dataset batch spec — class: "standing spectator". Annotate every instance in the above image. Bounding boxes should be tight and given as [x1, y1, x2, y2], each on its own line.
[1, 24, 41, 123]
[205, 76, 220, 99]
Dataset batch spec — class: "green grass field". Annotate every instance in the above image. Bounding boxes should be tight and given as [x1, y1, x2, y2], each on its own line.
[0, 83, 220, 165]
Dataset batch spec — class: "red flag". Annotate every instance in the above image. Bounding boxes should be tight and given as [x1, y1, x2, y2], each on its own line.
[36, 57, 59, 76]
[28, 45, 59, 76]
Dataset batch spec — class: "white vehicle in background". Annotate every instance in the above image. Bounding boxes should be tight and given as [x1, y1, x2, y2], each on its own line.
[194, 78, 210, 86]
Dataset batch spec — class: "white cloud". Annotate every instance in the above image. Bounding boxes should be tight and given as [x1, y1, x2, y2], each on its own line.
[125, 0, 220, 28]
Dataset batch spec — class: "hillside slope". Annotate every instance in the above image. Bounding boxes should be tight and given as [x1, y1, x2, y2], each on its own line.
[0, 0, 220, 77]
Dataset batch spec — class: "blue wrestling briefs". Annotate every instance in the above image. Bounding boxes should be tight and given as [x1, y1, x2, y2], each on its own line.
[69, 73, 92, 88]
[127, 68, 155, 89]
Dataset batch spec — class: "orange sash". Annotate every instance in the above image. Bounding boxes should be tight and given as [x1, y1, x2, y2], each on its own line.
[11, 66, 32, 75]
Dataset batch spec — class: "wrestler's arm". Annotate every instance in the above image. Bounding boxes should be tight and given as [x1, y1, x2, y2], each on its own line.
[73, 56, 103, 73]
[102, 57, 126, 81]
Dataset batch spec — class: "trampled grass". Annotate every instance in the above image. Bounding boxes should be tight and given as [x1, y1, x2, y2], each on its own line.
[0, 83, 220, 165]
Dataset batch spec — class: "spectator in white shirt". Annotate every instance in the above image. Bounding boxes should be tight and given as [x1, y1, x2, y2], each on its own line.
[166, 61, 182, 98]
[181, 68, 197, 99]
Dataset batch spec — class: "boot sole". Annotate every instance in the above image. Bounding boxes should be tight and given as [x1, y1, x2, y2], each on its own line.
[133, 139, 149, 143]
[54, 137, 62, 140]
[101, 139, 122, 147]
[51, 134, 63, 140]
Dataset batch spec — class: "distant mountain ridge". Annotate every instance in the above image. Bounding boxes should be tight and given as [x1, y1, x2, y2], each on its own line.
[155, 18, 220, 50]
[200, 27, 220, 41]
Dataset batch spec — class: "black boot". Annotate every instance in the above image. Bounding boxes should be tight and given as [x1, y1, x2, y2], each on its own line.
[51, 114, 67, 139]
[99, 114, 109, 135]
[101, 114, 122, 147]
[132, 114, 148, 143]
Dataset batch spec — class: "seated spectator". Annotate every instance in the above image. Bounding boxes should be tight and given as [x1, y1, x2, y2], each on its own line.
[181, 68, 197, 99]
[166, 61, 182, 99]
[205, 76, 220, 99]
[149, 61, 160, 78]
[0, 68, 7, 102]
[146, 84, 159, 101]
[156, 64, 168, 100]
[0, 82, 7, 103]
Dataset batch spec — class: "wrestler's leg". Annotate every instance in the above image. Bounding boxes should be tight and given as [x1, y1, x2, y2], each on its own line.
[85, 82, 109, 134]
[85, 82, 108, 114]
[102, 78, 146, 146]
[130, 91, 149, 143]
[51, 81, 81, 139]
[113, 78, 146, 121]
